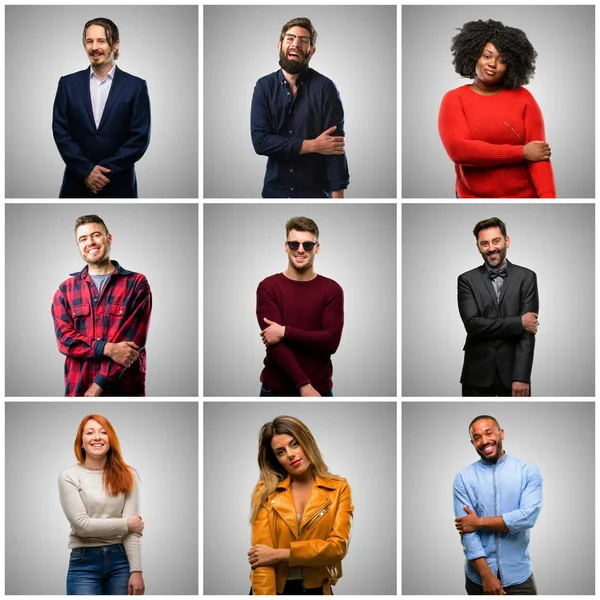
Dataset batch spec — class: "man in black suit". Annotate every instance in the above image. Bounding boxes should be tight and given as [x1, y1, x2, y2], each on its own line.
[52, 17, 151, 198]
[458, 217, 539, 397]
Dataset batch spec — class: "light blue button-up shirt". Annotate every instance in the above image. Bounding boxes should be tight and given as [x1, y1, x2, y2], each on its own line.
[453, 453, 543, 587]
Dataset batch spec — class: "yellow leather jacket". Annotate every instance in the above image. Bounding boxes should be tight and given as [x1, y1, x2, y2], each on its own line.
[250, 475, 353, 595]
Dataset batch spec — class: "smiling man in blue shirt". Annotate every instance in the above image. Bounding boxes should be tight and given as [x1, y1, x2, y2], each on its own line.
[251, 17, 349, 198]
[453, 415, 543, 595]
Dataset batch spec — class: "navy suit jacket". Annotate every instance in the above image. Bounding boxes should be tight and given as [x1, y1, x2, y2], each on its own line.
[52, 66, 151, 198]
[457, 260, 538, 389]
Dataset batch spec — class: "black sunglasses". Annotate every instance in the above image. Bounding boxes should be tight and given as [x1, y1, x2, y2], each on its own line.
[286, 240, 317, 251]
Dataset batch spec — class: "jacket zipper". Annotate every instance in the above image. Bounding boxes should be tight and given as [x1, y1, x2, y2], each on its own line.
[303, 500, 332, 530]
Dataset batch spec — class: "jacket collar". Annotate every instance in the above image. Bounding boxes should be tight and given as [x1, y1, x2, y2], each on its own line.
[274, 473, 338, 491]
[478, 451, 508, 468]
[70, 260, 132, 279]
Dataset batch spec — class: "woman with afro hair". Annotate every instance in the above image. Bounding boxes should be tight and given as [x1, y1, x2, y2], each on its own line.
[439, 19, 556, 198]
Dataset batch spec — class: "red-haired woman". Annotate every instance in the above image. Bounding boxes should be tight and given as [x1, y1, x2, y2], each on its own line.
[59, 415, 145, 595]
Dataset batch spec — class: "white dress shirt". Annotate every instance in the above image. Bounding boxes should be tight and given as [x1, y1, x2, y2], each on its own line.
[90, 64, 116, 129]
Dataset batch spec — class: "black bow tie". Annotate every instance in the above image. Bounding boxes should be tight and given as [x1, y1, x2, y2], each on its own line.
[489, 268, 507, 281]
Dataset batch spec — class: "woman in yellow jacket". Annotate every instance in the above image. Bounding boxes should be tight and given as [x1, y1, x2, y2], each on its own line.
[248, 415, 353, 595]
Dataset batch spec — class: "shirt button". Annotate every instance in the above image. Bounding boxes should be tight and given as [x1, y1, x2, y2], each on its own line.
[287, 92, 290, 95]
[290, 187, 294, 191]
[96, 316, 100, 321]
[290, 169, 294, 173]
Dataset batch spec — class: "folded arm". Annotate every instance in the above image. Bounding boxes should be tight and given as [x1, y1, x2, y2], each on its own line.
[52, 287, 106, 360]
[512, 273, 539, 384]
[58, 471, 128, 537]
[99, 81, 151, 175]
[323, 82, 349, 192]
[94, 277, 152, 389]
[289, 483, 353, 567]
[250, 83, 304, 159]
[523, 93, 556, 198]
[250, 490, 277, 595]
[121, 476, 142, 573]
[457, 275, 523, 339]
[453, 474, 486, 560]
[502, 466, 543, 533]
[284, 287, 344, 354]
[52, 77, 96, 179]
[256, 283, 311, 389]
[438, 92, 524, 167]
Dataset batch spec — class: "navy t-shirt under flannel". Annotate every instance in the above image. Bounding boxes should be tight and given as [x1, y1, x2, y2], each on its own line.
[251, 68, 349, 198]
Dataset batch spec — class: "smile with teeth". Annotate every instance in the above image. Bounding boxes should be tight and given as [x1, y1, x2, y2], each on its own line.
[288, 51, 301, 59]
[481, 443, 495, 454]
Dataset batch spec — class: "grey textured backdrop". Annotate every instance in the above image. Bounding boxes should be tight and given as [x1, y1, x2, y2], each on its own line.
[5, 204, 198, 396]
[402, 5, 595, 198]
[402, 402, 595, 595]
[204, 203, 397, 396]
[204, 401, 397, 595]
[6, 5, 198, 198]
[5, 402, 198, 595]
[204, 5, 397, 198]
[402, 203, 595, 397]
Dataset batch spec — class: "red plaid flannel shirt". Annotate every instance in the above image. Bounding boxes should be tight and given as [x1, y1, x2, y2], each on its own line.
[51, 261, 152, 396]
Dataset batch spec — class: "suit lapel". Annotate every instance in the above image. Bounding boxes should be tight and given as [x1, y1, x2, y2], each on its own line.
[479, 265, 499, 313]
[98, 66, 126, 131]
[78, 67, 96, 130]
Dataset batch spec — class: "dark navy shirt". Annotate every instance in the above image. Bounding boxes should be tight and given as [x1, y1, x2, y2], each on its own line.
[251, 68, 349, 198]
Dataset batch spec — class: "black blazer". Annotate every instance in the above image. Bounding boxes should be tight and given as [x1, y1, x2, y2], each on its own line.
[52, 66, 151, 198]
[457, 260, 538, 388]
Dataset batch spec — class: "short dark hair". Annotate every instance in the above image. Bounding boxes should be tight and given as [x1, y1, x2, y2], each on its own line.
[280, 17, 317, 47]
[83, 18, 120, 60]
[451, 19, 537, 89]
[285, 216, 319, 239]
[473, 217, 507, 241]
[469, 415, 501, 436]
[75, 215, 109, 237]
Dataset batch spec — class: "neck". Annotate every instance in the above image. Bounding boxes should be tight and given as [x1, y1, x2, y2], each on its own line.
[83, 455, 107, 471]
[283, 264, 317, 282]
[91, 61, 114, 81]
[471, 76, 502, 96]
[281, 68, 301, 87]
[486, 450, 505, 464]
[291, 469, 315, 485]
[87, 259, 115, 276]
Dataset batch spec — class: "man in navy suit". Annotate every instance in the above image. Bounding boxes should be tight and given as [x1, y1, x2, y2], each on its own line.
[458, 217, 539, 397]
[52, 17, 150, 198]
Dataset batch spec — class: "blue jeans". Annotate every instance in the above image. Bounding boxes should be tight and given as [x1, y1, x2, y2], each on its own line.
[260, 384, 334, 397]
[66, 544, 130, 595]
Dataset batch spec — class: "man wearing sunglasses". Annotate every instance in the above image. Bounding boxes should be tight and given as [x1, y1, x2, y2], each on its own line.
[251, 17, 349, 198]
[256, 216, 344, 396]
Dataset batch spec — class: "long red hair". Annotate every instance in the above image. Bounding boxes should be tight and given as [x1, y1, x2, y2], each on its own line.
[74, 414, 135, 496]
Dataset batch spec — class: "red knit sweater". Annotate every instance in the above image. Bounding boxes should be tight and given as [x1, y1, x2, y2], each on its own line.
[256, 273, 344, 396]
[438, 85, 556, 198]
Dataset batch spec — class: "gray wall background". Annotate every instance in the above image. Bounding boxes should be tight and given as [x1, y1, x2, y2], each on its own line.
[5, 402, 199, 595]
[204, 401, 397, 595]
[204, 203, 397, 396]
[402, 402, 595, 595]
[6, 5, 198, 198]
[204, 5, 397, 198]
[402, 203, 595, 396]
[402, 5, 595, 198]
[5, 204, 198, 396]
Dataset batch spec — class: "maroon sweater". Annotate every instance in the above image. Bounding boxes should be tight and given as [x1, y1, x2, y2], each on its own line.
[256, 273, 344, 395]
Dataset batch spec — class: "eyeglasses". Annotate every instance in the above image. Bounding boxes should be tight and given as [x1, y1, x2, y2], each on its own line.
[286, 240, 317, 251]
[282, 34, 311, 46]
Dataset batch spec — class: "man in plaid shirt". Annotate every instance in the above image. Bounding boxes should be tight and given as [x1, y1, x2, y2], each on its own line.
[51, 215, 152, 396]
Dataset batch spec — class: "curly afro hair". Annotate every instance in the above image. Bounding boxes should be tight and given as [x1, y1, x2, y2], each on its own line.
[451, 19, 537, 89]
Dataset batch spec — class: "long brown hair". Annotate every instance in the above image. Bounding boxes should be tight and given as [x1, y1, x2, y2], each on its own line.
[250, 415, 340, 522]
[74, 414, 135, 496]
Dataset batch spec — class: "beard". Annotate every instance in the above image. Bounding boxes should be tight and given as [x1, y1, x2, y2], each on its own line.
[81, 246, 110, 266]
[476, 439, 503, 463]
[279, 47, 311, 75]
[289, 255, 314, 271]
[481, 245, 507, 269]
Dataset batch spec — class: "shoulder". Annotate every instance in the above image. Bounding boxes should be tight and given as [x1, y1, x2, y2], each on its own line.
[507, 261, 537, 279]
[316, 275, 343, 294]
[59, 464, 81, 483]
[441, 85, 469, 104]
[508, 454, 541, 476]
[255, 70, 280, 88]
[258, 273, 284, 289]
[116, 67, 147, 88]
[308, 68, 338, 89]
[56, 273, 81, 295]
[455, 460, 480, 481]
[458, 265, 483, 281]
[59, 69, 89, 84]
